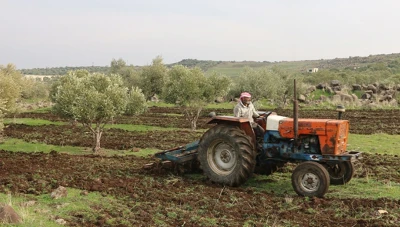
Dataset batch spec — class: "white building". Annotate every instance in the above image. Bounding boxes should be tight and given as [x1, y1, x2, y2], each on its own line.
[307, 68, 319, 73]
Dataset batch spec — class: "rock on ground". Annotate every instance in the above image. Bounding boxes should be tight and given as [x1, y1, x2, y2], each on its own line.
[51, 186, 68, 199]
[0, 204, 21, 224]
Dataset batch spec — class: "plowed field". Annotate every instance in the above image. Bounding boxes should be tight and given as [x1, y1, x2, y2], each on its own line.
[1, 107, 400, 226]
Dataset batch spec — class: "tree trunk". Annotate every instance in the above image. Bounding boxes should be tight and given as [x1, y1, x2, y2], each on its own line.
[190, 120, 197, 131]
[188, 107, 202, 131]
[92, 128, 103, 153]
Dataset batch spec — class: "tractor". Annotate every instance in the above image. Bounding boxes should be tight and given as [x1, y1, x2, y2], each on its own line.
[155, 81, 361, 197]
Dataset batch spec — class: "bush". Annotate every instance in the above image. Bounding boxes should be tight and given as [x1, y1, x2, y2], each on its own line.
[125, 87, 148, 115]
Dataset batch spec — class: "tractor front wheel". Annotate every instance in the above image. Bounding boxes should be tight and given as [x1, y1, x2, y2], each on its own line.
[291, 161, 330, 198]
[198, 125, 256, 186]
[325, 161, 354, 185]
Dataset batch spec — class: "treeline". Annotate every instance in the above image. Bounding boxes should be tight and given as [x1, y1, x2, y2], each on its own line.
[20, 66, 110, 75]
[18, 53, 400, 76]
[170, 59, 222, 71]
[19, 59, 222, 75]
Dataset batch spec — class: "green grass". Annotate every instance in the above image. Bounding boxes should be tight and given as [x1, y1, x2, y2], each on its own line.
[4, 118, 65, 126]
[29, 107, 52, 113]
[245, 171, 400, 199]
[347, 133, 400, 155]
[206, 67, 245, 77]
[4, 118, 184, 132]
[308, 89, 333, 101]
[327, 178, 400, 199]
[0, 138, 86, 154]
[0, 138, 159, 156]
[0, 188, 129, 226]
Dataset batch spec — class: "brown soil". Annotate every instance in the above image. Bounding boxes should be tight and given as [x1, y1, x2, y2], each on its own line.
[4, 124, 202, 150]
[16, 107, 400, 134]
[0, 150, 399, 227]
[3, 107, 400, 226]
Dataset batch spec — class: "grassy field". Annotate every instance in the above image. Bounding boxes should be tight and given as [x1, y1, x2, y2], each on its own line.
[0, 188, 131, 227]
[347, 133, 400, 155]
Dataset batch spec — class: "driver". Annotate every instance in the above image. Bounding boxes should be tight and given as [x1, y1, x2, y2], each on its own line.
[234, 92, 265, 139]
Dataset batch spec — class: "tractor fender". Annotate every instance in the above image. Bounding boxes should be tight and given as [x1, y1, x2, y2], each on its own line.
[207, 116, 256, 144]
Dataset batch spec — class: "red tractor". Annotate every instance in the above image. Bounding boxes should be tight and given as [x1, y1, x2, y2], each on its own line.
[156, 82, 361, 197]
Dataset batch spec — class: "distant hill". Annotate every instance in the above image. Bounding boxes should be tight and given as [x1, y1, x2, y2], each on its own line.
[19, 66, 110, 76]
[19, 53, 400, 77]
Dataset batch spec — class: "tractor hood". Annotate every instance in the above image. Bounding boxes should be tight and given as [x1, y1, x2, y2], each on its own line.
[266, 115, 287, 131]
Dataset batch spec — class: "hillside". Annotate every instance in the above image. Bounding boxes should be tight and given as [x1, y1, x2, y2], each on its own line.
[19, 53, 400, 77]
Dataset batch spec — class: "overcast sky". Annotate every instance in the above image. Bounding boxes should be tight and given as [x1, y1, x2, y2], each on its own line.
[1, 0, 400, 68]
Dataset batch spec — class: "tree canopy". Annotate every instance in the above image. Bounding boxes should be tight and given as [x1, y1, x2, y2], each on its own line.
[140, 56, 168, 99]
[163, 65, 231, 130]
[52, 70, 147, 152]
[0, 64, 23, 111]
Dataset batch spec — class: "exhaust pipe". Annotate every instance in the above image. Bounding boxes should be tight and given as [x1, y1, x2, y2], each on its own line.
[293, 79, 299, 152]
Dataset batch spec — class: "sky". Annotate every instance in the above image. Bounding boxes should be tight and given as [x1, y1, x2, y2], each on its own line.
[1, 0, 400, 68]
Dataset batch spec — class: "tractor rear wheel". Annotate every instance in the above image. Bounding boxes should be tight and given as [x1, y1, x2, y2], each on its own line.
[291, 161, 330, 198]
[325, 161, 354, 185]
[198, 125, 256, 186]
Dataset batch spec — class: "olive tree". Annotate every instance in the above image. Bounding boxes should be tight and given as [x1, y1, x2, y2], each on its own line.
[52, 70, 145, 153]
[140, 56, 168, 99]
[163, 65, 225, 130]
[234, 67, 285, 102]
[207, 72, 232, 101]
[110, 58, 127, 74]
[0, 64, 23, 113]
[126, 87, 148, 115]
[109, 58, 140, 89]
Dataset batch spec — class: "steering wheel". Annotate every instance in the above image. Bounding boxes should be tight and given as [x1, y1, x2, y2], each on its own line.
[260, 111, 272, 119]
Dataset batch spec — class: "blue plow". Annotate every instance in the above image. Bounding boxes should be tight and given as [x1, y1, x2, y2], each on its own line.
[155, 141, 199, 163]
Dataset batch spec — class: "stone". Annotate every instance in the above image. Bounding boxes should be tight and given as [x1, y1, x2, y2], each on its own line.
[316, 83, 327, 89]
[0, 204, 21, 224]
[352, 84, 362, 91]
[298, 94, 306, 102]
[351, 94, 358, 102]
[332, 85, 342, 91]
[51, 186, 68, 199]
[340, 94, 353, 102]
[379, 84, 390, 90]
[326, 87, 333, 94]
[306, 86, 316, 93]
[367, 85, 377, 93]
[55, 218, 67, 225]
[331, 80, 340, 87]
